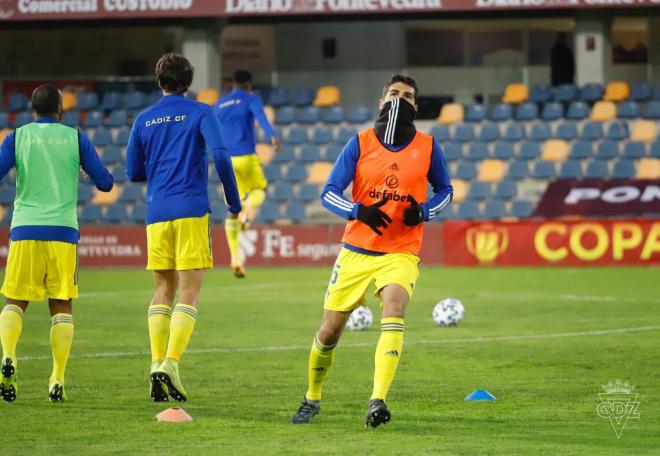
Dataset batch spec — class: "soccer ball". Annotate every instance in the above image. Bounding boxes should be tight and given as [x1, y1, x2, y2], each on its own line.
[432, 298, 465, 327]
[345, 306, 373, 331]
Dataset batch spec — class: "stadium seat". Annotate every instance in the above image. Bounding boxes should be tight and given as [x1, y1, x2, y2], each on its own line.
[636, 158, 660, 179]
[477, 159, 506, 182]
[531, 84, 552, 103]
[566, 101, 589, 120]
[92, 127, 112, 147]
[540, 102, 564, 121]
[79, 204, 102, 224]
[284, 164, 308, 182]
[585, 160, 609, 178]
[312, 126, 333, 144]
[623, 142, 646, 159]
[13, 112, 32, 128]
[488, 104, 513, 122]
[617, 101, 640, 119]
[105, 109, 128, 128]
[631, 82, 652, 102]
[630, 120, 657, 142]
[147, 90, 163, 106]
[114, 127, 131, 147]
[284, 203, 306, 223]
[530, 123, 551, 141]
[437, 103, 464, 124]
[346, 106, 371, 124]
[83, 110, 104, 128]
[0, 113, 8, 129]
[7, 92, 28, 112]
[196, 89, 219, 106]
[466, 142, 488, 161]
[495, 180, 517, 199]
[308, 162, 333, 184]
[210, 204, 228, 224]
[454, 124, 475, 143]
[559, 160, 583, 179]
[272, 183, 294, 202]
[297, 184, 320, 203]
[62, 110, 81, 128]
[455, 161, 477, 180]
[451, 179, 468, 203]
[78, 185, 94, 203]
[511, 200, 534, 218]
[335, 127, 357, 144]
[651, 141, 660, 158]
[612, 160, 636, 179]
[595, 141, 619, 160]
[286, 127, 308, 145]
[290, 88, 315, 107]
[102, 145, 122, 165]
[457, 201, 480, 220]
[62, 91, 77, 112]
[313, 86, 340, 107]
[514, 102, 538, 121]
[606, 122, 628, 141]
[299, 144, 322, 163]
[579, 83, 605, 103]
[501, 83, 528, 104]
[320, 107, 344, 124]
[493, 142, 514, 160]
[507, 161, 529, 180]
[519, 141, 541, 160]
[275, 107, 295, 125]
[503, 124, 525, 142]
[257, 202, 280, 224]
[642, 101, 660, 119]
[100, 92, 123, 111]
[542, 140, 569, 161]
[569, 141, 593, 160]
[112, 166, 128, 184]
[0, 129, 11, 143]
[581, 122, 604, 141]
[267, 88, 289, 107]
[323, 144, 342, 162]
[263, 164, 282, 181]
[603, 81, 629, 102]
[430, 124, 450, 142]
[103, 204, 127, 224]
[296, 107, 320, 124]
[465, 105, 485, 122]
[0, 186, 16, 204]
[556, 123, 577, 140]
[554, 84, 578, 102]
[119, 184, 141, 203]
[483, 200, 506, 220]
[590, 101, 616, 122]
[532, 161, 556, 179]
[272, 145, 295, 164]
[441, 143, 462, 161]
[92, 184, 120, 205]
[467, 181, 490, 200]
[478, 124, 500, 142]
[130, 204, 147, 224]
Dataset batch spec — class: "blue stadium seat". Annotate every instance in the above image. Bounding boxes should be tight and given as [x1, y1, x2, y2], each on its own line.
[508, 161, 529, 180]
[211, 205, 228, 224]
[607, 122, 628, 141]
[455, 161, 477, 180]
[13, 112, 32, 128]
[595, 141, 619, 160]
[643, 101, 660, 119]
[431, 204, 454, 222]
[585, 160, 609, 178]
[612, 160, 635, 179]
[119, 184, 141, 203]
[62, 110, 81, 128]
[77, 92, 99, 111]
[284, 164, 308, 182]
[579, 83, 604, 103]
[488, 103, 513, 122]
[567, 101, 590, 120]
[290, 88, 315, 107]
[296, 107, 320, 124]
[554, 84, 578, 102]
[454, 124, 475, 143]
[286, 127, 308, 145]
[530, 123, 551, 141]
[457, 201, 480, 220]
[514, 102, 538, 121]
[323, 145, 342, 162]
[78, 185, 93, 203]
[335, 127, 357, 144]
[312, 126, 332, 144]
[581, 122, 604, 140]
[503, 124, 525, 141]
[284, 203, 306, 223]
[130, 204, 147, 224]
[147, 90, 163, 106]
[531, 84, 552, 103]
[92, 127, 112, 147]
[297, 184, 319, 203]
[532, 161, 556, 179]
[465, 105, 485, 122]
[100, 92, 123, 111]
[483, 200, 505, 220]
[631, 82, 652, 102]
[617, 101, 640, 119]
[559, 160, 582, 179]
[478, 124, 500, 141]
[468, 181, 491, 200]
[0, 113, 8, 129]
[1, 206, 12, 226]
[623, 142, 646, 159]
[511, 200, 534, 218]
[103, 204, 127, 224]
[114, 127, 131, 146]
[83, 110, 104, 128]
[272, 145, 295, 164]
[540, 102, 564, 121]
[320, 107, 344, 124]
[267, 88, 289, 107]
[493, 142, 514, 160]
[495, 180, 517, 199]
[257, 202, 280, 223]
[0, 186, 15, 204]
[7, 92, 28, 112]
[441, 143, 462, 161]
[556, 123, 577, 140]
[102, 145, 122, 165]
[275, 107, 295, 125]
[185, 91, 197, 101]
[105, 109, 128, 127]
[570, 141, 593, 159]
[299, 145, 322, 163]
[272, 183, 294, 202]
[79, 204, 102, 224]
[430, 124, 450, 142]
[466, 142, 489, 161]
[651, 141, 660, 158]
[519, 141, 541, 160]
[346, 106, 371, 124]
[263, 164, 282, 181]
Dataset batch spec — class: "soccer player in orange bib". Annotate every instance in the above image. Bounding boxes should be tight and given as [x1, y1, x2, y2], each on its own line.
[291, 75, 453, 427]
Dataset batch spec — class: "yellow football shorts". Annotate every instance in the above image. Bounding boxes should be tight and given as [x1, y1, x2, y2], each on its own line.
[323, 248, 420, 312]
[1, 240, 79, 301]
[231, 154, 267, 200]
[146, 214, 213, 271]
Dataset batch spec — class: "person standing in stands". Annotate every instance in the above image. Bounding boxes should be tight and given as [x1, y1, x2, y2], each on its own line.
[215, 70, 280, 278]
[551, 32, 575, 86]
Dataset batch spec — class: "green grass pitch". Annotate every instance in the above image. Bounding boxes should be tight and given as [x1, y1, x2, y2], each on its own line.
[3, 266, 659, 455]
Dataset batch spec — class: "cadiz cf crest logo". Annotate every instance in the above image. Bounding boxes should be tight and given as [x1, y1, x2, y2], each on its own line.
[597, 380, 640, 439]
[466, 225, 508, 264]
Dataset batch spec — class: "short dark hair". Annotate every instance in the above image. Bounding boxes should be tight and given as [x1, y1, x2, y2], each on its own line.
[155, 53, 194, 94]
[32, 84, 62, 117]
[382, 75, 419, 102]
[233, 70, 253, 84]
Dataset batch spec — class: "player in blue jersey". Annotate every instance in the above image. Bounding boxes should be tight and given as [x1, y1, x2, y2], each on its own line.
[215, 70, 280, 278]
[126, 53, 242, 402]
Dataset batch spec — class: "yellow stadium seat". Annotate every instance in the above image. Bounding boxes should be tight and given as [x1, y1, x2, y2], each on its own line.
[437, 103, 464, 125]
[590, 101, 616, 122]
[637, 158, 660, 179]
[308, 162, 333, 184]
[477, 160, 506, 182]
[255, 143, 274, 165]
[313, 86, 341, 107]
[541, 140, 569, 161]
[630, 120, 657, 143]
[61, 92, 77, 112]
[92, 186, 120, 205]
[501, 83, 529, 104]
[452, 179, 468, 203]
[0, 129, 12, 143]
[603, 81, 629, 102]
[196, 88, 220, 106]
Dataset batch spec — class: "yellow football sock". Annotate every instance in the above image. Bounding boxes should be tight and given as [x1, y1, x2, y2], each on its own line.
[225, 218, 240, 264]
[371, 317, 404, 401]
[148, 304, 171, 362]
[305, 333, 336, 401]
[0, 305, 23, 365]
[247, 188, 265, 210]
[50, 313, 74, 384]
[165, 304, 197, 362]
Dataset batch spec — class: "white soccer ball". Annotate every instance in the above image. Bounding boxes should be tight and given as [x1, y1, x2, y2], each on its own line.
[432, 298, 465, 327]
[345, 306, 373, 331]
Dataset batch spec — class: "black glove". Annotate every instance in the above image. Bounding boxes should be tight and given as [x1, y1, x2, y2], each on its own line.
[403, 196, 424, 227]
[356, 199, 392, 236]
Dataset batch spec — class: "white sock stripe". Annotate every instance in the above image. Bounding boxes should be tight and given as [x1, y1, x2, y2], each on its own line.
[324, 192, 354, 211]
[3, 305, 24, 316]
[173, 305, 198, 319]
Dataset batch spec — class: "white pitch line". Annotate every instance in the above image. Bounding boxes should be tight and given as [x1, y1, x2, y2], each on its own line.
[18, 325, 660, 362]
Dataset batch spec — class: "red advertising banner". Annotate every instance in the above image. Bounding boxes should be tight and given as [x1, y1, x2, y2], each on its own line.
[534, 179, 660, 218]
[1, 0, 659, 21]
[443, 219, 660, 266]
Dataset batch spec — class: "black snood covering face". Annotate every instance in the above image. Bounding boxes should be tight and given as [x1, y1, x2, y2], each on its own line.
[374, 98, 417, 147]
